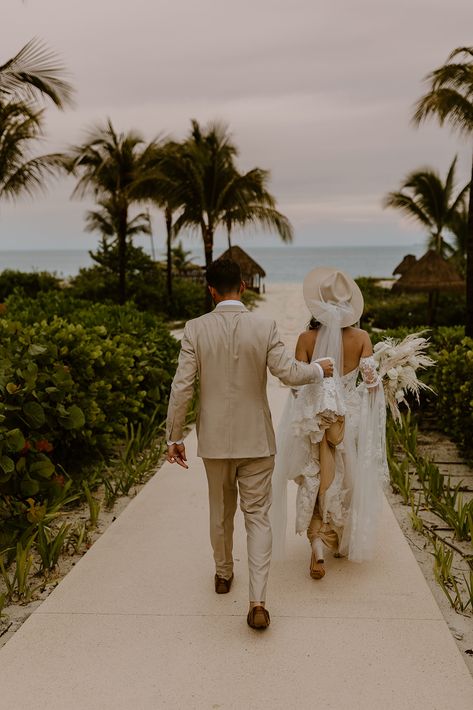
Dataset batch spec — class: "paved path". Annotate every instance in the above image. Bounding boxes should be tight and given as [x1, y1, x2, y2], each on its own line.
[1, 285, 472, 709]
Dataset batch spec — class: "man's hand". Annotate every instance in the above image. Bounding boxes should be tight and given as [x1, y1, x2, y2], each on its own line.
[167, 443, 188, 469]
[317, 358, 334, 378]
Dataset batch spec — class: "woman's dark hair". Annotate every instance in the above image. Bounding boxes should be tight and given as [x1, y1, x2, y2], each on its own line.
[308, 317, 321, 330]
[206, 259, 242, 294]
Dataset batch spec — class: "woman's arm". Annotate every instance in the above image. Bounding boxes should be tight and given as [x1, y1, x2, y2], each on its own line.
[295, 332, 310, 363]
[360, 330, 374, 358]
[359, 331, 379, 388]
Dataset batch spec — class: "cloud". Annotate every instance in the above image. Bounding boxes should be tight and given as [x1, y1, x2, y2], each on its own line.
[1, 0, 472, 249]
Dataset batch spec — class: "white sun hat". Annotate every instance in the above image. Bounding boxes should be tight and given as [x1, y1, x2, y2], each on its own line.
[302, 266, 364, 327]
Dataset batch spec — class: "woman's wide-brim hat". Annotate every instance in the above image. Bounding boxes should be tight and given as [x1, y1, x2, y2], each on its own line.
[303, 266, 364, 327]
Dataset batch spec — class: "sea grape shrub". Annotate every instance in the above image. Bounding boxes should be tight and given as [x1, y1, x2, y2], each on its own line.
[433, 336, 473, 460]
[4, 292, 166, 329]
[0, 270, 61, 301]
[67, 262, 205, 319]
[0, 307, 179, 499]
[371, 326, 472, 459]
[358, 276, 466, 329]
[168, 279, 206, 319]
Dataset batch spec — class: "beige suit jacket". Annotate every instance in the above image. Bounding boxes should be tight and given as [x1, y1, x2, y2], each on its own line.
[165, 303, 323, 459]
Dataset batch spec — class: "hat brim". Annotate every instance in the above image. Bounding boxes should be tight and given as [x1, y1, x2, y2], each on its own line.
[302, 266, 364, 327]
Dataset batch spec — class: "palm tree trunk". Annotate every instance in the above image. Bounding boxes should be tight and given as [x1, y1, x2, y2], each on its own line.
[165, 206, 173, 312]
[204, 224, 214, 312]
[118, 205, 128, 305]
[227, 222, 232, 251]
[466, 149, 473, 337]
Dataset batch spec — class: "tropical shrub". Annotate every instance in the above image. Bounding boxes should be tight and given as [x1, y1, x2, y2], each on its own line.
[358, 278, 466, 329]
[68, 264, 204, 319]
[0, 301, 179, 500]
[241, 289, 262, 311]
[0, 270, 60, 300]
[432, 336, 473, 459]
[371, 325, 472, 459]
[169, 279, 206, 319]
[68, 263, 167, 311]
[370, 325, 465, 350]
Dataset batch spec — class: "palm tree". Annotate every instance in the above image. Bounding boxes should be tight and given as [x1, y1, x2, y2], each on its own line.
[170, 120, 293, 309]
[448, 200, 469, 273]
[0, 100, 64, 204]
[139, 140, 183, 310]
[171, 241, 193, 272]
[222, 168, 293, 251]
[85, 197, 152, 242]
[413, 46, 473, 335]
[0, 38, 73, 109]
[65, 120, 161, 304]
[171, 120, 237, 276]
[383, 157, 469, 257]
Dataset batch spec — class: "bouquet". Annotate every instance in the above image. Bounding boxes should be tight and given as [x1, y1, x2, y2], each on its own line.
[372, 332, 435, 422]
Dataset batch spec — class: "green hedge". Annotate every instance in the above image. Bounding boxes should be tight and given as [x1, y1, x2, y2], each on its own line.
[370, 325, 473, 459]
[0, 297, 179, 499]
[0, 270, 60, 300]
[357, 278, 466, 329]
[431, 336, 473, 459]
[68, 265, 206, 319]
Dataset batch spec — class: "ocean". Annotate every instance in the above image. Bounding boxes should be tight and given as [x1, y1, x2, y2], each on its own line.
[0, 244, 425, 282]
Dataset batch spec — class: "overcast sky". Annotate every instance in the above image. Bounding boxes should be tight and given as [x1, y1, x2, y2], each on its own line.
[1, 0, 472, 252]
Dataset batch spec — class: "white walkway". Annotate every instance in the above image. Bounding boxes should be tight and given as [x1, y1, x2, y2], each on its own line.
[1, 285, 472, 709]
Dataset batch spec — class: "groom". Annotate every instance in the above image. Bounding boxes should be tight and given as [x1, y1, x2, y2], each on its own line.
[166, 259, 333, 629]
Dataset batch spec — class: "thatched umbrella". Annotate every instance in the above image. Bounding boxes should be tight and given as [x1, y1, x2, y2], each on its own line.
[392, 249, 465, 324]
[392, 254, 417, 276]
[218, 245, 266, 293]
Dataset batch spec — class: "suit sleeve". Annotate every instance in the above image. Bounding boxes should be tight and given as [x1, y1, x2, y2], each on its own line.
[165, 325, 198, 443]
[266, 321, 323, 386]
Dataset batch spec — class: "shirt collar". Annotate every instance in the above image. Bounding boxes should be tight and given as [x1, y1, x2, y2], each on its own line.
[215, 299, 244, 307]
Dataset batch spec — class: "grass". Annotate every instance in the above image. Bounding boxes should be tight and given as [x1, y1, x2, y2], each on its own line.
[388, 412, 473, 616]
[0, 415, 168, 616]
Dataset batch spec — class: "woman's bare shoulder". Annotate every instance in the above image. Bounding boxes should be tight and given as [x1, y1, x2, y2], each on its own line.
[345, 326, 371, 342]
[344, 327, 372, 356]
[295, 329, 316, 362]
[297, 329, 316, 344]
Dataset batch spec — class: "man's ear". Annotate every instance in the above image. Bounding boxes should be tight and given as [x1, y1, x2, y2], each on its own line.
[240, 281, 246, 295]
[208, 285, 217, 303]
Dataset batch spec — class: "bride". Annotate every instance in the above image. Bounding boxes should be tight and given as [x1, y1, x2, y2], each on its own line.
[271, 267, 388, 579]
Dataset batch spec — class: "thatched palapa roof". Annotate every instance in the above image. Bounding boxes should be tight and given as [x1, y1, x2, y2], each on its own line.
[392, 249, 465, 292]
[393, 254, 417, 276]
[218, 245, 266, 277]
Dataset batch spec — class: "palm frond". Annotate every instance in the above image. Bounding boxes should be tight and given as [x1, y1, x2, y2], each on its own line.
[447, 46, 473, 63]
[225, 204, 293, 242]
[384, 156, 469, 258]
[0, 37, 74, 108]
[0, 152, 64, 200]
[448, 179, 470, 216]
[428, 63, 473, 92]
[413, 88, 473, 133]
[383, 191, 433, 228]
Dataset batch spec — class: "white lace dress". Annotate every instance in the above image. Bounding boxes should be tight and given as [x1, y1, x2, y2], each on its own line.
[271, 356, 388, 563]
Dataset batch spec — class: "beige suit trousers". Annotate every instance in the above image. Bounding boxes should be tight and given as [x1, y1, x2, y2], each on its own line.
[203, 455, 274, 603]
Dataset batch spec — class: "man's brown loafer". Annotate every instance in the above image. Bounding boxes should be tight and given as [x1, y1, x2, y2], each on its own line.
[247, 605, 270, 630]
[215, 574, 233, 594]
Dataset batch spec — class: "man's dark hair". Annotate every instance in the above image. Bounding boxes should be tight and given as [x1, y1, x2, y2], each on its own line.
[206, 259, 242, 294]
